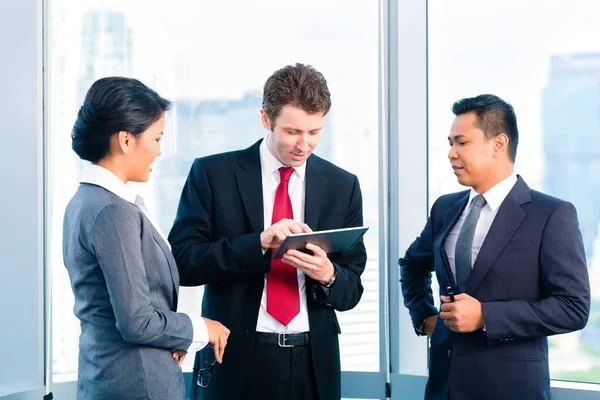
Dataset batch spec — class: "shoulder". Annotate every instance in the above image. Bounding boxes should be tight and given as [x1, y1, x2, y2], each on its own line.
[190, 140, 261, 173]
[67, 184, 131, 217]
[65, 185, 142, 242]
[528, 189, 577, 218]
[529, 189, 568, 207]
[192, 148, 247, 170]
[431, 190, 469, 211]
[310, 154, 358, 186]
[73, 185, 141, 227]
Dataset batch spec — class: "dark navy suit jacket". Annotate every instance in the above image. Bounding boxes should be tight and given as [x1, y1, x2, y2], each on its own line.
[400, 176, 590, 400]
[169, 139, 367, 400]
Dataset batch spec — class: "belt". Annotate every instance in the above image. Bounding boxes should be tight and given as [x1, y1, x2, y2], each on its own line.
[254, 332, 310, 347]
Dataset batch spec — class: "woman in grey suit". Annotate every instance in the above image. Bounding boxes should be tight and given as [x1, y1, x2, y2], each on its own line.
[63, 77, 230, 400]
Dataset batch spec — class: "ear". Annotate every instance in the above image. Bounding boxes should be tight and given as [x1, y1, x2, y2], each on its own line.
[492, 133, 509, 159]
[260, 108, 272, 131]
[117, 131, 133, 154]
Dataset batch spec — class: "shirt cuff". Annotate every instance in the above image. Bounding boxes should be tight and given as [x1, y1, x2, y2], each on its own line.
[187, 315, 209, 353]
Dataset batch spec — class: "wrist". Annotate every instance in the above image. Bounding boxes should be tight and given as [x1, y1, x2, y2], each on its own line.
[415, 319, 427, 336]
[259, 231, 269, 249]
[320, 267, 337, 287]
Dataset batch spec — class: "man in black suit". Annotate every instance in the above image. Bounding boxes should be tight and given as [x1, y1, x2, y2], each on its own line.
[169, 63, 367, 400]
[399, 94, 590, 399]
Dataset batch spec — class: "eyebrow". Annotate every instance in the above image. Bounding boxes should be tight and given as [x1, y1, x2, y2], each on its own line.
[447, 134, 467, 141]
[282, 127, 322, 133]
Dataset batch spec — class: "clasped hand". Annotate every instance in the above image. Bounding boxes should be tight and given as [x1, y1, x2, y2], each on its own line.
[438, 294, 485, 333]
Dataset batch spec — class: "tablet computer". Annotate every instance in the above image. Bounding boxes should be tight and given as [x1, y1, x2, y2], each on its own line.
[271, 226, 369, 259]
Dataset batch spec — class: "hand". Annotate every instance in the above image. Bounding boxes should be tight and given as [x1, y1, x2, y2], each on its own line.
[424, 315, 438, 338]
[439, 294, 484, 333]
[203, 317, 230, 364]
[172, 350, 187, 368]
[282, 242, 335, 284]
[260, 219, 312, 249]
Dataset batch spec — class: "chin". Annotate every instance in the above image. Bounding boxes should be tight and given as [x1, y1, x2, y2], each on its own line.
[133, 175, 150, 183]
[287, 157, 308, 167]
[455, 176, 470, 187]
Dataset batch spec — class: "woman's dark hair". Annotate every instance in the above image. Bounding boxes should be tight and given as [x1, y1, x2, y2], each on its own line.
[72, 77, 171, 163]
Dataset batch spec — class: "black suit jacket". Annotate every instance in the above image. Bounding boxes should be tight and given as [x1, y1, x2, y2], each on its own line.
[169, 140, 367, 400]
[400, 177, 590, 400]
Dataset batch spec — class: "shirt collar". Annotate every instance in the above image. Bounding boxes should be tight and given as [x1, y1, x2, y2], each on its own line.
[259, 137, 306, 182]
[469, 173, 518, 212]
[79, 164, 137, 204]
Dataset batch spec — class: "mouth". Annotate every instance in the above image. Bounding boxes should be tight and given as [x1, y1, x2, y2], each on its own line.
[290, 153, 307, 160]
[451, 165, 464, 174]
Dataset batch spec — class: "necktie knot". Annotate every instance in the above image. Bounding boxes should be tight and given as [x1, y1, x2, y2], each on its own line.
[472, 194, 486, 208]
[279, 167, 294, 183]
[134, 195, 145, 208]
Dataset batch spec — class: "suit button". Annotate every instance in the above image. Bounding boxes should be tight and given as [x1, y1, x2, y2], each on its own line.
[448, 350, 451, 357]
[246, 327, 254, 333]
[241, 267, 248, 273]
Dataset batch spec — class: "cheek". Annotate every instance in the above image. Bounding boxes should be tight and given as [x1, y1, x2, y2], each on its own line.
[136, 143, 157, 164]
[148, 142, 160, 156]
[465, 150, 490, 170]
[279, 138, 294, 151]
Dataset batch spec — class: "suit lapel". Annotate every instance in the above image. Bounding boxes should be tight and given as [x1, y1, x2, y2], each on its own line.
[467, 177, 530, 293]
[439, 191, 470, 289]
[148, 226, 180, 308]
[304, 156, 327, 230]
[234, 141, 264, 233]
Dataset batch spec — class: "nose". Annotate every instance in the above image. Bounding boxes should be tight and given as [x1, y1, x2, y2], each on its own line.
[448, 143, 457, 160]
[297, 133, 310, 152]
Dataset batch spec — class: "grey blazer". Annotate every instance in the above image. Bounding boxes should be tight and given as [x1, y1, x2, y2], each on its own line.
[63, 183, 193, 400]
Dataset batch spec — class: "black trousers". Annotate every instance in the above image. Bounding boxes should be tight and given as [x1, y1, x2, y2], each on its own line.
[241, 341, 320, 400]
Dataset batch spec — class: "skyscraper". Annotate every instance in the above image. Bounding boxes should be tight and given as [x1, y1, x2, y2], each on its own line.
[542, 52, 600, 264]
[77, 10, 133, 102]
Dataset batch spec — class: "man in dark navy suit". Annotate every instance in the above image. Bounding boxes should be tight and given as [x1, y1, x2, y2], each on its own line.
[169, 63, 367, 400]
[400, 94, 590, 400]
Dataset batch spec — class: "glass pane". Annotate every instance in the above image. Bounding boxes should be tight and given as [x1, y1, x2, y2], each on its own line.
[429, 0, 600, 384]
[49, 0, 380, 380]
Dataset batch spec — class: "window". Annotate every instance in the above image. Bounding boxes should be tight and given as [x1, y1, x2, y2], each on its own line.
[428, 0, 600, 384]
[48, 0, 380, 380]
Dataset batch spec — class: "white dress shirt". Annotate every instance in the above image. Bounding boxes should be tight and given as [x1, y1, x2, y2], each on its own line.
[255, 139, 310, 333]
[80, 164, 208, 352]
[444, 174, 518, 282]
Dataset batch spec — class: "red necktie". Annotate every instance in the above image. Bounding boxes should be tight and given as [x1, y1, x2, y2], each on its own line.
[266, 167, 300, 325]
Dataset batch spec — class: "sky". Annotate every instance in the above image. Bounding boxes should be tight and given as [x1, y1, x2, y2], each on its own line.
[428, 0, 600, 196]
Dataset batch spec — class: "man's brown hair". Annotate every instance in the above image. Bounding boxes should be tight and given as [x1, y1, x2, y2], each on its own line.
[262, 63, 331, 129]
